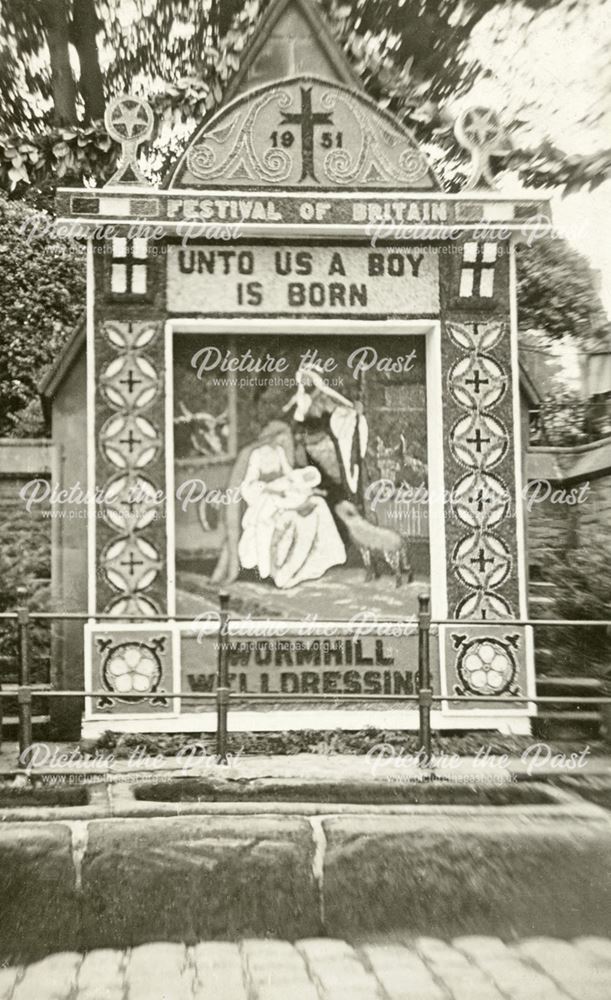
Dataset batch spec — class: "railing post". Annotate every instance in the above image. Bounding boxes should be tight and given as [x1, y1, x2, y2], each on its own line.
[216, 591, 230, 765]
[17, 687, 33, 765]
[16, 587, 32, 765]
[417, 592, 432, 763]
[16, 586, 30, 687]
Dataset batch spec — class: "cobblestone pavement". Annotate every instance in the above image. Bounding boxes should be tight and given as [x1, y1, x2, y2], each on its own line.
[1, 937, 610, 1000]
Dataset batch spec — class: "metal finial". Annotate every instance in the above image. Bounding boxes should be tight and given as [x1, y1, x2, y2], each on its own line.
[454, 106, 510, 190]
[104, 94, 154, 186]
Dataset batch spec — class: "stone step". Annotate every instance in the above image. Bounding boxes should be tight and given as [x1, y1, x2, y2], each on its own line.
[2, 937, 611, 1000]
[1, 808, 611, 963]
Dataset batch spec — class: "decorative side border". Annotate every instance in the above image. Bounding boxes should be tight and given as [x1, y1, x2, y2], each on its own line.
[440, 317, 521, 619]
[94, 320, 168, 616]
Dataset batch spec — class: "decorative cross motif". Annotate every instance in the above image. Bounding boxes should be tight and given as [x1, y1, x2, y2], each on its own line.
[124, 494, 141, 515]
[119, 370, 142, 394]
[469, 489, 491, 513]
[466, 429, 490, 453]
[470, 548, 495, 574]
[465, 369, 489, 394]
[280, 87, 333, 182]
[119, 430, 142, 453]
[120, 552, 144, 576]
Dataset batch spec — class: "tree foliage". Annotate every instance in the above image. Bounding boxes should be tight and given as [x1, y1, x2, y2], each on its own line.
[517, 238, 609, 342]
[0, 0, 609, 199]
[0, 195, 85, 436]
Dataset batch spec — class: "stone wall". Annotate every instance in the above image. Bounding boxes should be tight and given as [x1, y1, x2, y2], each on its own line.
[525, 436, 611, 573]
[577, 473, 611, 551]
[0, 440, 54, 603]
[0, 439, 54, 683]
[527, 495, 576, 570]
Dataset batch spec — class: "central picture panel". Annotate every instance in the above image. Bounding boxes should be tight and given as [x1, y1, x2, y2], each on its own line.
[172, 331, 430, 621]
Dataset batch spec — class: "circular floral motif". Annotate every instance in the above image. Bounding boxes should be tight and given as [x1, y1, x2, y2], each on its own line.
[100, 355, 160, 412]
[100, 641, 163, 700]
[101, 535, 162, 594]
[449, 354, 507, 410]
[450, 472, 510, 530]
[99, 413, 161, 470]
[450, 412, 508, 470]
[453, 532, 512, 591]
[103, 474, 161, 533]
[454, 635, 518, 697]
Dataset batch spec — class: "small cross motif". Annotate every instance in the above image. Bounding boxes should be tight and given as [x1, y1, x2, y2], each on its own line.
[466, 429, 491, 453]
[124, 494, 141, 515]
[120, 552, 144, 576]
[119, 429, 142, 453]
[119, 370, 143, 394]
[469, 489, 491, 513]
[470, 548, 495, 573]
[465, 369, 489, 394]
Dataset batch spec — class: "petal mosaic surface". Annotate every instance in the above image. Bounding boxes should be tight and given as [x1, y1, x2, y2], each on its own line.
[449, 354, 507, 410]
[101, 535, 162, 594]
[96, 321, 164, 615]
[99, 413, 161, 469]
[451, 472, 510, 530]
[447, 320, 515, 620]
[103, 474, 161, 532]
[100, 354, 160, 411]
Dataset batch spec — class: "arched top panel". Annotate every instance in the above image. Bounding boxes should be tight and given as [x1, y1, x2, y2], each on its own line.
[166, 76, 441, 191]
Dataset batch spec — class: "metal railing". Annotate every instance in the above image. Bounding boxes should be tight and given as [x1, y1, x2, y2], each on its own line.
[0, 588, 609, 766]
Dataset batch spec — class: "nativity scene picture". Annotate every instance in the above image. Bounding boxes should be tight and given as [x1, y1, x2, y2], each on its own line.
[173, 333, 429, 619]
